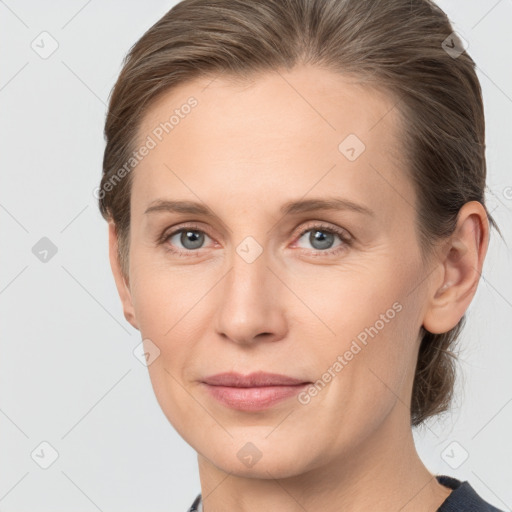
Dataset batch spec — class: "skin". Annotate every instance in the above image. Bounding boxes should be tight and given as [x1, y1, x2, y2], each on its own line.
[108, 64, 489, 511]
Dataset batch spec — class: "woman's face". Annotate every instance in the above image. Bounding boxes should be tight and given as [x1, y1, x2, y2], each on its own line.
[111, 65, 438, 478]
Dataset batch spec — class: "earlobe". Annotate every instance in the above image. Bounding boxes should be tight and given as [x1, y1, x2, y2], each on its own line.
[108, 221, 139, 331]
[422, 201, 489, 335]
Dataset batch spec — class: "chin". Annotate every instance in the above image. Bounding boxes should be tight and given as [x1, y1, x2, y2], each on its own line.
[197, 436, 314, 479]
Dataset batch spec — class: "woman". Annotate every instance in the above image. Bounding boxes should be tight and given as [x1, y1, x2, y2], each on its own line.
[97, 0, 505, 510]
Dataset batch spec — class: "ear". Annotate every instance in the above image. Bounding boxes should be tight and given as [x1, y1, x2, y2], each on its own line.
[108, 221, 139, 331]
[422, 201, 490, 335]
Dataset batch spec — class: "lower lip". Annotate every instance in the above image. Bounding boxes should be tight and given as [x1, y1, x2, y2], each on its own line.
[201, 383, 309, 411]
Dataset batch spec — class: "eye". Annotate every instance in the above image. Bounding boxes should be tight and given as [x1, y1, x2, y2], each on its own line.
[159, 224, 214, 256]
[294, 223, 352, 255]
[158, 222, 352, 258]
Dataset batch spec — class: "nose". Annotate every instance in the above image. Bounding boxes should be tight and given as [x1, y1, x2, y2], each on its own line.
[214, 243, 288, 346]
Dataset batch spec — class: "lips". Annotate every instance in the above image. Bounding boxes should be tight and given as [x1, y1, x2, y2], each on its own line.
[201, 371, 309, 387]
[200, 371, 311, 411]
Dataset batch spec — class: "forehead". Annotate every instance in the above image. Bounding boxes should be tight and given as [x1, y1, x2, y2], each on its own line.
[132, 64, 413, 224]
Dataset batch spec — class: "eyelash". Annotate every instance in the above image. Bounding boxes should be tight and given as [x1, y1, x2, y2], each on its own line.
[158, 222, 352, 258]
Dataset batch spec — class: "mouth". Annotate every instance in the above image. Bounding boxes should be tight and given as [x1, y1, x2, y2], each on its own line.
[200, 371, 311, 411]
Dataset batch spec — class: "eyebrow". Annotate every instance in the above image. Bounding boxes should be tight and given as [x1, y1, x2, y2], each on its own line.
[145, 199, 216, 216]
[144, 197, 375, 218]
[280, 197, 375, 217]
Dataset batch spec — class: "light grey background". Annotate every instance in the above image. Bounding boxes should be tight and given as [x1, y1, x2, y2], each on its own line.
[1, 1, 511, 511]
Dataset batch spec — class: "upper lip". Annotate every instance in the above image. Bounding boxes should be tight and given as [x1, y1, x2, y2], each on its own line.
[202, 371, 309, 387]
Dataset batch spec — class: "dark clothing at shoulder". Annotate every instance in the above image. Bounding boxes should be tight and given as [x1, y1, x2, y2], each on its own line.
[436, 474, 504, 511]
[187, 474, 505, 511]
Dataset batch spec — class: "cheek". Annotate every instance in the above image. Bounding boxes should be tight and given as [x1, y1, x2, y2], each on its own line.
[300, 259, 420, 403]
[291, 260, 403, 344]
[129, 254, 195, 335]
[134, 270, 203, 435]
[144, 359, 200, 449]
[129, 258, 212, 386]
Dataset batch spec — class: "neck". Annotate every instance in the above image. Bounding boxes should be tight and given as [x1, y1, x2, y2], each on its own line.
[196, 407, 452, 512]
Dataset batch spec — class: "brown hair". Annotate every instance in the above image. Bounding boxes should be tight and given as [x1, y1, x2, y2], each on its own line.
[98, 0, 502, 427]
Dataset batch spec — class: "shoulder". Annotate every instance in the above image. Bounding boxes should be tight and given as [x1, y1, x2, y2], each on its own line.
[436, 474, 505, 511]
[187, 493, 202, 512]
[187, 478, 505, 512]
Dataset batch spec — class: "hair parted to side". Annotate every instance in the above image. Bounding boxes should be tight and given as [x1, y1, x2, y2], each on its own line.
[98, 0, 502, 427]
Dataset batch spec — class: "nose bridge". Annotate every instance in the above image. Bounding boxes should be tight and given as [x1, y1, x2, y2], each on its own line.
[215, 233, 285, 343]
[225, 235, 272, 308]
[222, 212, 272, 295]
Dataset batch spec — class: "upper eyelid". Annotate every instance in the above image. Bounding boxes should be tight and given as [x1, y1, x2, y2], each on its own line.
[297, 222, 351, 238]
